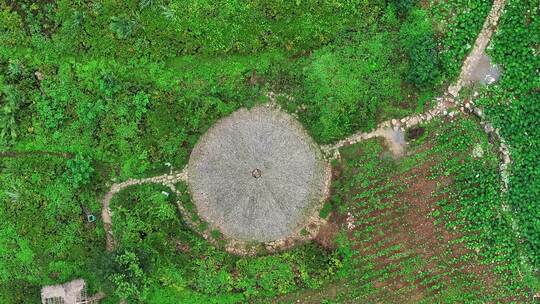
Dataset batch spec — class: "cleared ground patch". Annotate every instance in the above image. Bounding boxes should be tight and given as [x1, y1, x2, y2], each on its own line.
[188, 105, 330, 244]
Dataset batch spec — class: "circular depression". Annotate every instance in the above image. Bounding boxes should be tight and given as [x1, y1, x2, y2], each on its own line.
[187, 106, 329, 242]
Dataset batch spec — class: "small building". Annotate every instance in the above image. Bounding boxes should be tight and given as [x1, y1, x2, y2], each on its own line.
[41, 279, 103, 304]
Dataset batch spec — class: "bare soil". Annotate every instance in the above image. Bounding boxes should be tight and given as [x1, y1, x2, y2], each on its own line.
[314, 212, 344, 250]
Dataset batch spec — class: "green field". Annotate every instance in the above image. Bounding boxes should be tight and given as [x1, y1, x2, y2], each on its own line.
[0, 0, 538, 303]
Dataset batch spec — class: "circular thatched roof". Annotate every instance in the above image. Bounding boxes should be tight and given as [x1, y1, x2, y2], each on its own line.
[187, 106, 329, 243]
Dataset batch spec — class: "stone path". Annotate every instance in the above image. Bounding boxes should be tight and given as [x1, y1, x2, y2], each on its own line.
[321, 96, 454, 160]
[100, 0, 510, 253]
[323, 0, 509, 179]
[448, 0, 506, 97]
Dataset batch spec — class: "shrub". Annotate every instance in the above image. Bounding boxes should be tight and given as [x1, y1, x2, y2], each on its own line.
[110, 250, 150, 301]
[65, 154, 94, 189]
[399, 9, 441, 89]
[0, 85, 22, 143]
[391, 0, 418, 15]
[303, 30, 404, 142]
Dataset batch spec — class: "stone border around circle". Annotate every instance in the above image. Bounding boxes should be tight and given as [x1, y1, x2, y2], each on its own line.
[186, 104, 333, 255]
[174, 163, 332, 256]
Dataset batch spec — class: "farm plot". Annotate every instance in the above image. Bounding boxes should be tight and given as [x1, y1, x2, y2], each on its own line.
[272, 116, 530, 303]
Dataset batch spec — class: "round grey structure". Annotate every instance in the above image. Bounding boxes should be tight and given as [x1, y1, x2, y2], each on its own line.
[187, 106, 329, 243]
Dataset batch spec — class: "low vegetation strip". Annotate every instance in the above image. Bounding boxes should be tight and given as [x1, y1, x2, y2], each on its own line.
[477, 0, 540, 280]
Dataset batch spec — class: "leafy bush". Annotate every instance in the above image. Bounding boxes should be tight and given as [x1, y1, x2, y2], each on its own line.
[399, 9, 441, 89]
[0, 85, 22, 143]
[302, 29, 404, 142]
[110, 250, 150, 302]
[65, 154, 94, 189]
[236, 257, 296, 297]
[391, 0, 418, 15]
[109, 16, 138, 39]
[0, 59, 37, 146]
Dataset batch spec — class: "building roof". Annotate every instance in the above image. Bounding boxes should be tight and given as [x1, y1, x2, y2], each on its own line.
[41, 279, 85, 304]
[188, 106, 329, 242]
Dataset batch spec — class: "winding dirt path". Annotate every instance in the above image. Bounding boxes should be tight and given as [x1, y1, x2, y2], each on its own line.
[100, 0, 510, 253]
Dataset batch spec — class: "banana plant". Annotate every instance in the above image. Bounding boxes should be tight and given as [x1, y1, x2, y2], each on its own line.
[0, 85, 22, 143]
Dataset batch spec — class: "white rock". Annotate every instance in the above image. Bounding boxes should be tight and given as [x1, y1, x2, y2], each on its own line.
[473, 108, 483, 117]
[407, 116, 420, 126]
[448, 85, 460, 97]
[472, 144, 484, 158]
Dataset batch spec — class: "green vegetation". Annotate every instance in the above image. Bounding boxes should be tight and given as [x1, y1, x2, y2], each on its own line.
[0, 154, 105, 303]
[400, 8, 441, 89]
[301, 28, 405, 141]
[109, 184, 342, 303]
[477, 0, 540, 281]
[0, 0, 538, 302]
[278, 118, 530, 302]
[430, 0, 494, 80]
